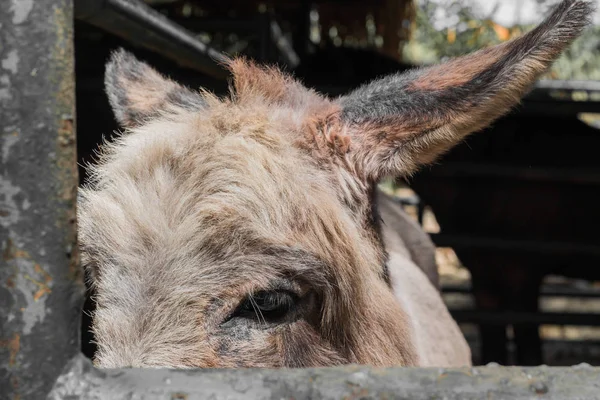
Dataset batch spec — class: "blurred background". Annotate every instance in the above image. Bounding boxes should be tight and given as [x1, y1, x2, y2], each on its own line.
[75, 0, 600, 366]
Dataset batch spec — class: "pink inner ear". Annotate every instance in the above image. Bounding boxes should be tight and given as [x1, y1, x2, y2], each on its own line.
[120, 70, 178, 115]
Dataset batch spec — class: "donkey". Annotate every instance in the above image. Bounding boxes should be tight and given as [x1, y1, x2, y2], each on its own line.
[78, 0, 592, 368]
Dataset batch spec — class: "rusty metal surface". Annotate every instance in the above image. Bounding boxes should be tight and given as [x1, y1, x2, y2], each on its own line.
[48, 354, 600, 400]
[0, 0, 82, 399]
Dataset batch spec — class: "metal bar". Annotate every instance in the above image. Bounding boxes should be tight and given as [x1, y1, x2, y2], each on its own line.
[165, 16, 300, 67]
[517, 81, 600, 115]
[535, 80, 600, 91]
[270, 19, 301, 68]
[420, 163, 600, 186]
[47, 354, 600, 399]
[541, 338, 600, 347]
[443, 284, 600, 299]
[450, 310, 600, 327]
[430, 234, 600, 258]
[167, 17, 261, 32]
[517, 101, 600, 116]
[75, 0, 231, 79]
[294, 0, 313, 62]
[0, 0, 83, 398]
[258, 12, 272, 62]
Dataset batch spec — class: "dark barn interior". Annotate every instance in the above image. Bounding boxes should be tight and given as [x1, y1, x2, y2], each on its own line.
[74, 0, 600, 367]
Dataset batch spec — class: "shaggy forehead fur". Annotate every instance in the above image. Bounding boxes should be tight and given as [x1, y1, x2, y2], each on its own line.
[78, 61, 403, 367]
[82, 61, 381, 278]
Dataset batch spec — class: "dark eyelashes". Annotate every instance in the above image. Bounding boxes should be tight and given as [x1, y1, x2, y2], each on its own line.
[225, 289, 299, 325]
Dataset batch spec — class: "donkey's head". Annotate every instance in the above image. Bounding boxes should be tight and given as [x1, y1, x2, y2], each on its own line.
[78, 0, 591, 368]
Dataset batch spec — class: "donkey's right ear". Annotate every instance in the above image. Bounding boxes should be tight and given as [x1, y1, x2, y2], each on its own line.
[338, 0, 593, 181]
[104, 49, 206, 128]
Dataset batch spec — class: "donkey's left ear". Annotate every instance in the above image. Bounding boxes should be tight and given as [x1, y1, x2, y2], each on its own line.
[104, 48, 206, 128]
[339, 0, 593, 181]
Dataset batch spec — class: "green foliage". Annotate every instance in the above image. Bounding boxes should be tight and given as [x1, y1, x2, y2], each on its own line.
[403, 0, 600, 80]
[550, 26, 600, 80]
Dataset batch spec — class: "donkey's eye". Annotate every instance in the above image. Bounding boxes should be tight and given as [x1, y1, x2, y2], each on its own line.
[233, 290, 298, 323]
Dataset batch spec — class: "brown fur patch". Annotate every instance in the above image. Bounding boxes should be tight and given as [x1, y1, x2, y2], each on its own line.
[409, 44, 508, 91]
[226, 57, 327, 110]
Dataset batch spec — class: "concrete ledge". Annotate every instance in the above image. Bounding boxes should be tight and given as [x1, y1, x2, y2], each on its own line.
[49, 354, 600, 400]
